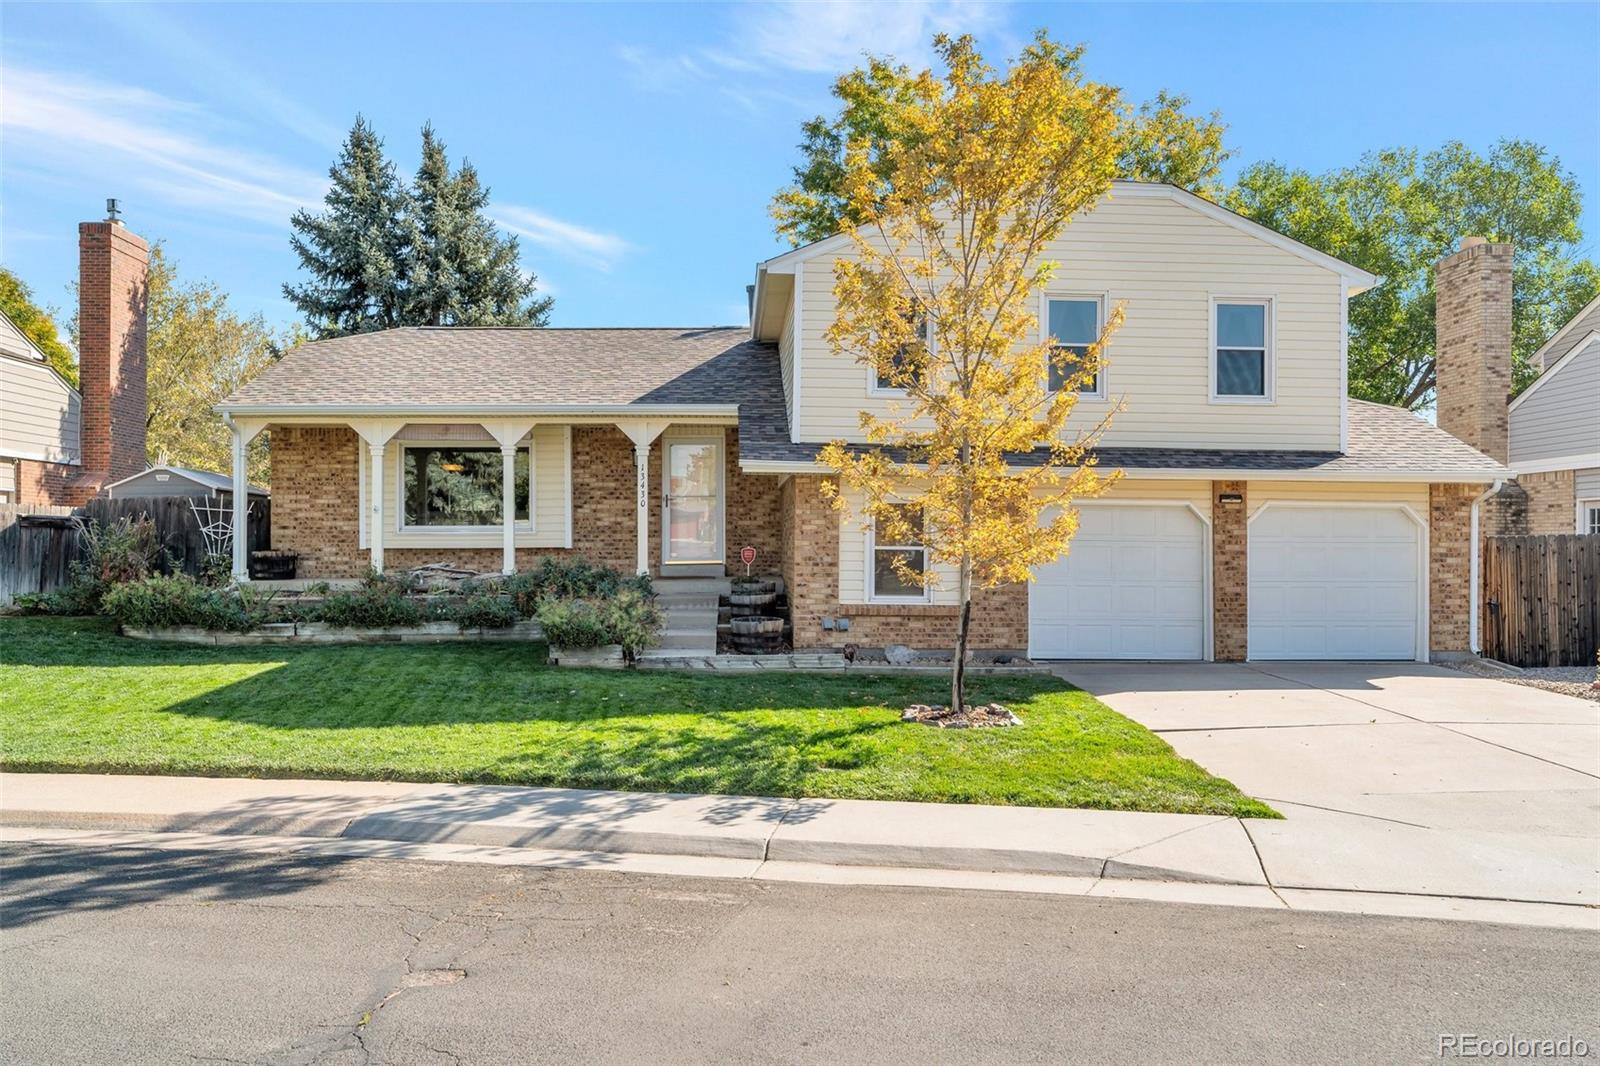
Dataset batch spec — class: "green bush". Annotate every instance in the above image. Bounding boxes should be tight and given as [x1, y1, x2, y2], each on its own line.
[501, 558, 651, 617]
[448, 593, 519, 631]
[79, 515, 165, 587]
[603, 587, 664, 660]
[101, 575, 253, 632]
[314, 582, 424, 628]
[535, 597, 613, 649]
[197, 553, 233, 588]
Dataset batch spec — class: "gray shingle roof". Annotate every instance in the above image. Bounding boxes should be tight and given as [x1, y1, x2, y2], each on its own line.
[226, 326, 1506, 480]
[225, 326, 764, 408]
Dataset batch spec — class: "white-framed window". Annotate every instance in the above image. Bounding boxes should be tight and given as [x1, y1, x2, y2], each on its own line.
[1042, 294, 1106, 397]
[869, 309, 929, 395]
[868, 503, 929, 602]
[1580, 499, 1600, 536]
[1210, 296, 1275, 403]
[399, 443, 532, 532]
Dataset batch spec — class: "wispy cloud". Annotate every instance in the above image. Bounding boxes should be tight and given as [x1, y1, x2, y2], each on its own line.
[493, 205, 632, 271]
[620, 0, 1009, 111]
[92, 2, 344, 148]
[723, 0, 1007, 75]
[1, 65, 327, 226]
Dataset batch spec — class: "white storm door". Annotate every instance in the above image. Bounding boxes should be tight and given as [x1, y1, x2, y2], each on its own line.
[662, 437, 722, 564]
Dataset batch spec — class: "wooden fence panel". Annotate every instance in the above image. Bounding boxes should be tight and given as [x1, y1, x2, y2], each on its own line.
[1482, 534, 1600, 668]
[0, 496, 270, 606]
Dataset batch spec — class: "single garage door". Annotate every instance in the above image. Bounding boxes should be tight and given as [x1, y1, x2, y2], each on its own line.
[1248, 505, 1421, 660]
[1029, 504, 1206, 660]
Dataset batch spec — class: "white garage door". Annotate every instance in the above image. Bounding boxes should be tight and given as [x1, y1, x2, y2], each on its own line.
[1248, 505, 1421, 660]
[1029, 505, 1206, 660]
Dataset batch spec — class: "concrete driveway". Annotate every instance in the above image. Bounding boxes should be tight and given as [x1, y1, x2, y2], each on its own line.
[1053, 661, 1600, 907]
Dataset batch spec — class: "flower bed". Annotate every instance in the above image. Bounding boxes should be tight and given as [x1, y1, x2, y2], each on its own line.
[123, 619, 543, 646]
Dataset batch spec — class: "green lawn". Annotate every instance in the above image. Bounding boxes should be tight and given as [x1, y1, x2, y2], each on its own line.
[0, 616, 1274, 817]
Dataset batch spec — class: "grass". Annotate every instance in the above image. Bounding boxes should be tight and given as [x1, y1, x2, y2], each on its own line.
[0, 616, 1275, 817]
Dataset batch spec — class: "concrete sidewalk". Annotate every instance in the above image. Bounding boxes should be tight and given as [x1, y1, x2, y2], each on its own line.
[3, 771, 1596, 929]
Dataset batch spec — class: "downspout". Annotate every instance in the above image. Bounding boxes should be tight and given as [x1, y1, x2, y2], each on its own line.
[1469, 479, 1504, 656]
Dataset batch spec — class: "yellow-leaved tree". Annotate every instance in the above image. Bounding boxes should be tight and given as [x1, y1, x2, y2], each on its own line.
[818, 33, 1127, 713]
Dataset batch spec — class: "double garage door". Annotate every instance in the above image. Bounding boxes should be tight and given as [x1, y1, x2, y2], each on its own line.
[1028, 503, 1421, 661]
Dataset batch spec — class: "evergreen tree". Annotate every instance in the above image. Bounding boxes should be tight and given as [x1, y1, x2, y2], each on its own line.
[283, 116, 414, 338]
[408, 125, 551, 326]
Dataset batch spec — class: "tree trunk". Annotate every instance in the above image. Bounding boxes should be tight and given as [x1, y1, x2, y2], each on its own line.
[951, 553, 972, 714]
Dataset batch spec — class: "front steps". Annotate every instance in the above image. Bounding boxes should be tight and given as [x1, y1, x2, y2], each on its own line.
[641, 576, 729, 659]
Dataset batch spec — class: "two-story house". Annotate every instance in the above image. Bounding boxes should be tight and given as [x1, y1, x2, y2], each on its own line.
[221, 182, 1508, 662]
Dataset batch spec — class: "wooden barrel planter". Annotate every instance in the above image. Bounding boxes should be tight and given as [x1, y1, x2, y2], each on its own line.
[729, 614, 784, 654]
[729, 580, 777, 609]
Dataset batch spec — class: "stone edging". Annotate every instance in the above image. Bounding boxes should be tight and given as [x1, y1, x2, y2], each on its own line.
[121, 620, 544, 646]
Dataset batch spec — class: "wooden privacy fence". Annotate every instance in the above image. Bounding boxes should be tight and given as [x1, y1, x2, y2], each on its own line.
[0, 496, 271, 606]
[1481, 534, 1600, 668]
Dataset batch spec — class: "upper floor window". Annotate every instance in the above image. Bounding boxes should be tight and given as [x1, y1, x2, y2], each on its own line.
[1044, 296, 1104, 395]
[869, 503, 928, 602]
[873, 311, 928, 394]
[1212, 298, 1273, 402]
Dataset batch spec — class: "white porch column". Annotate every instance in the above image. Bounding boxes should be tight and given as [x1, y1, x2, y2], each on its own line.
[223, 415, 265, 581]
[618, 420, 670, 577]
[351, 421, 403, 576]
[499, 444, 518, 575]
[480, 420, 538, 577]
[368, 441, 387, 573]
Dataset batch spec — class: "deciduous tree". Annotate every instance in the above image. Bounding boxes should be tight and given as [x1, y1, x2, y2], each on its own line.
[0, 267, 77, 385]
[771, 41, 1229, 246]
[1227, 141, 1600, 407]
[817, 33, 1125, 713]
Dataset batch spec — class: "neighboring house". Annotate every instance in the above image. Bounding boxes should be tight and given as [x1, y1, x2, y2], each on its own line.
[103, 464, 268, 506]
[1506, 293, 1600, 534]
[0, 208, 150, 506]
[221, 181, 1508, 663]
[0, 311, 80, 504]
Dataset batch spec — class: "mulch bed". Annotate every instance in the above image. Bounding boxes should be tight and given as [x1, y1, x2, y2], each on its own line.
[900, 703, 1022, 728]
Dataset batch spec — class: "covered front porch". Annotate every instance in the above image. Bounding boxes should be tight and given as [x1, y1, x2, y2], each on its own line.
[225, 410, 764, 583]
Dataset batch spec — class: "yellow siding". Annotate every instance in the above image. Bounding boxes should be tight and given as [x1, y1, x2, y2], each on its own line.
[1248, 480, 1428, 519]
[838, 478, 1210, 605]
[777, 296, 795, 433]
[796, 194, 1345, 450]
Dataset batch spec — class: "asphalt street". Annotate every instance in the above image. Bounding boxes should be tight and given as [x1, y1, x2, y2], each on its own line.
[2, 842, 1596, 1065]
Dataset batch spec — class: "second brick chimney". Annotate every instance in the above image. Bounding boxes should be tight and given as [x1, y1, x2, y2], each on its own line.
[1434, 236, 1513, 463]
[77, 208, 150, 485]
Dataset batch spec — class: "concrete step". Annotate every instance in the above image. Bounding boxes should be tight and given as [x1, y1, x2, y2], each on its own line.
[655, 631, 717, 652]
[661, 606, 718, 627]
[652, 577, 732, 597]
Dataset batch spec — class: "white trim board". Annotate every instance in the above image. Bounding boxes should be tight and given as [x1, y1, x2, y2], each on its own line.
[1508, 330, 1599, 412]
[737, 458, 1504, 483]
[1527, 294, 1600, 371]
[1508, 453, 1600, 476]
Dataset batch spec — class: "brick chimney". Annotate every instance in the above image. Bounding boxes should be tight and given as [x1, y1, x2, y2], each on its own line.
[77, 203, 149, 483]
[1434, 236, 1512, 463]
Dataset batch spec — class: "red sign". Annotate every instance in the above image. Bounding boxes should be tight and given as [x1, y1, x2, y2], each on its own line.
[740, 546, 757, 565]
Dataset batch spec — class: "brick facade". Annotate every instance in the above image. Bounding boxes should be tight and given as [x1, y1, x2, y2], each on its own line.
[1428, 483, 1477, 656]
[1487, 470, 1576, 537]
[13, 219, 150, 507]
[76, 220, 149, 485]
[779, 475, 1027, 653]
[1434, 239, 1513, 464]
[1211, 480, 1249, 661]
[269, 424, 782, 580]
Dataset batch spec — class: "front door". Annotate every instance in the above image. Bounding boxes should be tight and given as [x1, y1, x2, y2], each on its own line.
[662, 437, 722, 566]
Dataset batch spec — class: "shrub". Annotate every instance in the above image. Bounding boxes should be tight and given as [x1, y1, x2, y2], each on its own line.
[198, 553, 233, 588]
[448, 593, 519, 631]
[79, 515, 165, 587]
[603, 588, 664, 661]
[314, 581, 424, 628]
[101, 575, 252, 632]
[535, 597, 613, 649]
[502, 558, 651, 617]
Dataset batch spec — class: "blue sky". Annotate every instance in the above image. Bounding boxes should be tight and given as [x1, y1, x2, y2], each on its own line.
[3, 2, 1597, 336]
